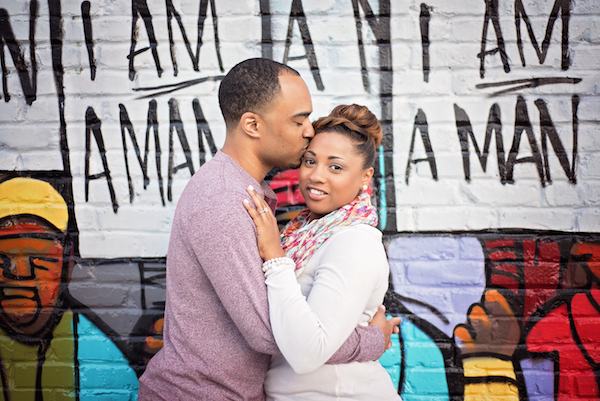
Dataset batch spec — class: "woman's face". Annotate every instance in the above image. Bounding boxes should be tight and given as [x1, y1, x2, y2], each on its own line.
[299, 131, 373, 220]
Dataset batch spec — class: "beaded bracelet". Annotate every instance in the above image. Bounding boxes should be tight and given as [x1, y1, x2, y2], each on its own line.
[262, 257, 295, 273]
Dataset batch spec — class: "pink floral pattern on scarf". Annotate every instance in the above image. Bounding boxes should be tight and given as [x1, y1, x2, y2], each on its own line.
[280, 192, 378, 276]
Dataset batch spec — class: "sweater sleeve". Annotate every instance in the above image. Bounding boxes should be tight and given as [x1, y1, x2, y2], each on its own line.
[325, 325, 384, 365]
[191, 190, 280, 356]
[265, 227, 387, 374]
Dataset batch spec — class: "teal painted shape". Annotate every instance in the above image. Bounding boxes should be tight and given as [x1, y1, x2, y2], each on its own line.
[77, 314, 139, 400]
[379, 325, 401, 388]
[377, 145, 387, 228]
[379, 317, 449, 400]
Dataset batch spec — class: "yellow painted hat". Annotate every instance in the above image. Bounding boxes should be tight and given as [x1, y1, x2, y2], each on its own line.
[0, 177, 69, 232]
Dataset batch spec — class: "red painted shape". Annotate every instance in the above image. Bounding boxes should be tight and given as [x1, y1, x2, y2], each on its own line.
[523, 240, 561, 319]
[489, 250, 516, 262]
[485, 239, 515, 248]
[526, 288, 600, 399]
[268, 170, 305, 207]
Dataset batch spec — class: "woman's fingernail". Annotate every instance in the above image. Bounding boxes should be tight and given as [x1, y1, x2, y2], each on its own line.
[243, 199, 249, 204]
[248, 185, 254, 191]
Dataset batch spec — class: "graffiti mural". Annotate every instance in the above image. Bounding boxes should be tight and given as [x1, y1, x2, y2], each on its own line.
[0, 0, 598, 399]
[382, 234, 600, 400]
[0, 175, 138, 399]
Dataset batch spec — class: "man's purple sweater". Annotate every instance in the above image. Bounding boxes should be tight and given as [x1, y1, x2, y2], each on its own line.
[138, 151, 384, 400]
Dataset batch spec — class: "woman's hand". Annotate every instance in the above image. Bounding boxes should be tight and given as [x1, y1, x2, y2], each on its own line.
[243, 185, 286, 261]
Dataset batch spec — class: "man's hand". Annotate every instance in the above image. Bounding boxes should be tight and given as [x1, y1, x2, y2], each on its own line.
[369, 305, 402, 351]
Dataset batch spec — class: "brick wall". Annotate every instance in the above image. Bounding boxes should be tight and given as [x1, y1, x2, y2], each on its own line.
[0, 0, 598, 399]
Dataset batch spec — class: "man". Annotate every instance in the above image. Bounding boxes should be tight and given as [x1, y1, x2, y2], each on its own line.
[0, 176, 138, 399]
[139, 58, 398, 400]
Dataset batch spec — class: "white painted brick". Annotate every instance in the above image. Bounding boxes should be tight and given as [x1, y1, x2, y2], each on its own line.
[413, 206, 473, 231]
[579, 153, 600, 179]
[541, 182, 585, 207]
[572, 1, 600, 15]
[576, 207, 600, 231]
[497, 206, 576, 230]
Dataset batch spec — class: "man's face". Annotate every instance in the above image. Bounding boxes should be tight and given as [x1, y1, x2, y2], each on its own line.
[259, 73, 315, 169]
[0, 231, 65, 337]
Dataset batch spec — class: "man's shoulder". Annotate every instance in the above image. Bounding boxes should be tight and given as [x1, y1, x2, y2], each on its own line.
[182, 156, 249, 202]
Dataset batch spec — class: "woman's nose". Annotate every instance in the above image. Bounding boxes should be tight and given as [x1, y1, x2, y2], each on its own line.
[308, 165, 325, 183]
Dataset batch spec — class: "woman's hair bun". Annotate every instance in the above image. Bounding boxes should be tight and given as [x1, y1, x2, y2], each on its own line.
[312, 104, 382, 169]
[328, 104, 382, 147]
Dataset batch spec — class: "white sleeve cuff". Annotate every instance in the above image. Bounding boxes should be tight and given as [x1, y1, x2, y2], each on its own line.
[262, 257, 296, 276]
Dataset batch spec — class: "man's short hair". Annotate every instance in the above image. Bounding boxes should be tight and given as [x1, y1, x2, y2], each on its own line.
[218, 58, 300, 130]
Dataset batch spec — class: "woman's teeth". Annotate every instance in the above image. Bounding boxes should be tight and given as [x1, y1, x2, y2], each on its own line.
[309, 188, 325, 195]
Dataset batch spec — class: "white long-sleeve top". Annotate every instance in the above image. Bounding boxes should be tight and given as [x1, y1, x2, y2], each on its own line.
[264, 224, 402, 401]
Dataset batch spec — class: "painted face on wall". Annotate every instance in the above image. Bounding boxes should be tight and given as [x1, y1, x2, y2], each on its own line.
[0, 177, 71, 339]
[0, 220, 66, 338]
[299, 131, 373, 221]
[259, 73, 315, 170]
[566, 242, 600, 288]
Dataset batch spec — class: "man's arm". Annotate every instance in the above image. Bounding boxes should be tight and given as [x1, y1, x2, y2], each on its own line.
[190, 191, 279, 355]
[195, 190, 394, 360]
[327, 307, 399, 364]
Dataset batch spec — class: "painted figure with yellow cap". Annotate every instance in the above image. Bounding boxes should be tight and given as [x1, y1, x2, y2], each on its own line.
[0, 177, 70, 339]
[0, 176, 138, 400]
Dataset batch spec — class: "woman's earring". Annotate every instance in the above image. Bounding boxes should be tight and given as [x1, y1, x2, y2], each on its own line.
[362, 184, 368, 191]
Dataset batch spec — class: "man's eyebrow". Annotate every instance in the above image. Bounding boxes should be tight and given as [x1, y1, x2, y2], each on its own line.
[293, 112, 311, 118]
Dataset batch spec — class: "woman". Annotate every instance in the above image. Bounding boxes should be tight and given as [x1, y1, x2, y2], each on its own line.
[243, 104, 402, 400]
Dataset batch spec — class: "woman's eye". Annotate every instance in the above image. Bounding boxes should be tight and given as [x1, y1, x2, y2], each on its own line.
[330, 164, 342, 171]
[304, 158, 315, 165]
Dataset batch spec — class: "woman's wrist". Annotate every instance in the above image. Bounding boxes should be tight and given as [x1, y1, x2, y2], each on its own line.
[262, 257, 295, 274]
[263, 249, 286, 261]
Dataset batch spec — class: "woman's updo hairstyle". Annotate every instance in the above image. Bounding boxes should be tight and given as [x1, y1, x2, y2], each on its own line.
[312, 104, 382, 169]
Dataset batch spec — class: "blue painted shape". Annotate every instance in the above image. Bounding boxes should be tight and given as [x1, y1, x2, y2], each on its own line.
[521, 357, 554, 400]
[77, 315, 139, 400]
[387, 237, 485, 339]
[379, 318, 402, 389]
[380, 317, 449, 401]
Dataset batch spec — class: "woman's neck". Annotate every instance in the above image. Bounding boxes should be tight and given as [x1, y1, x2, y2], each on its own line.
[307, 211, 323, 222]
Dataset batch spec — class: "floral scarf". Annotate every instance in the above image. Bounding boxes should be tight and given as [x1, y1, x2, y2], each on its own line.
[280, 191, 378, 277]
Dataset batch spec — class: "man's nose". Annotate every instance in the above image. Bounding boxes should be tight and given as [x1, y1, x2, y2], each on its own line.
[303, 123, 315, 138]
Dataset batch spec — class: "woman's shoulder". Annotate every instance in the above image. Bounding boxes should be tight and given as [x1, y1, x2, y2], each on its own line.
[328, 224, 382, 243]
[318, 224, 384, 257]
[312, 224, 388, 275]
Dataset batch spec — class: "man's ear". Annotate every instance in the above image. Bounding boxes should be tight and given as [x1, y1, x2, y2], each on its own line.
[240, 112, 261, 139]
